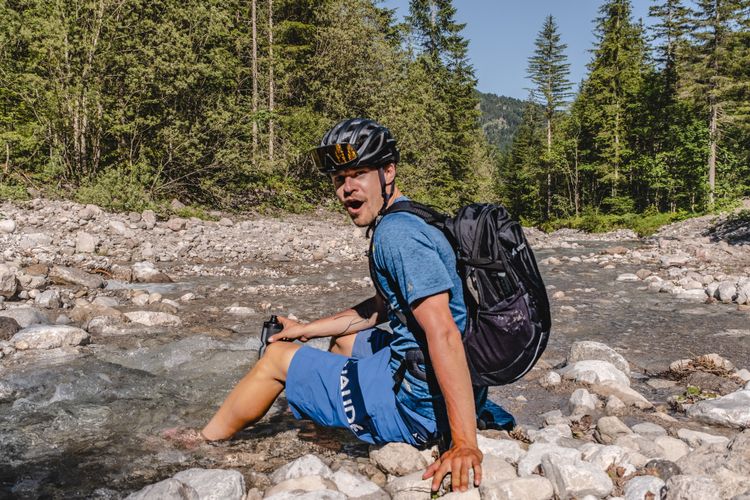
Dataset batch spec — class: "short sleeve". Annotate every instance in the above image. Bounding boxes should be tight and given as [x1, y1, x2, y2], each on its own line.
[373, 216, 454, 307]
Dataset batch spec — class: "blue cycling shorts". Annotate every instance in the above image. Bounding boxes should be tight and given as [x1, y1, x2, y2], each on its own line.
[285, 328, 437, 445]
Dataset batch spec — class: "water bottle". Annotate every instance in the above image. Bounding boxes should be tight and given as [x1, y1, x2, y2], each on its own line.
[258, 315, 284, 358]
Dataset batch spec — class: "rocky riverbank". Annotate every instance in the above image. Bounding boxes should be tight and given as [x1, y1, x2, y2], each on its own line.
[1, 198, 749, 499]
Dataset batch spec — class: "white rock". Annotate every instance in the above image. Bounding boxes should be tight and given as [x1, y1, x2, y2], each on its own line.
[676, 428, 729, 448]
[109, 220, 133, 237]
[676, 289, 709, 301]
[624, 475, 665, 500]
[142, 210, 157, 229]
[736, 369, 750, 383]
[527, 424, 573, 445]
[0, 307, 49, 327]
[569, 388, 598, 414]
[11, 325, 89, 349]
[0, 219, 16, 234]
[270, 454, 333, 484]
[370, 442, 428, 476]
[35, 289, 61, 309]
[331, 469, 384, 498]
[75, 232, 99, 253]
[737, 283, 750, 305]
[440, 489, 480, 499]
[686, 390, 750, 428]
[223, 306, 255, 316]
[586, 445, 637, 476]
[605, 395, 626, 415]
[481, 455, 518, 483]
[539, 371, 561, 387]
[78, 204, 102, 220]
[0, 264, 17, 298]
[125, 477, 198, 500]
[384, 470, 432, 497]
[561, 360, 630, 387]
[50, 265, 104, 289]
[596, 416, 633, 445]
[171, 468, 245, 500]
[479, 476, 554, 500]
[715, 281, 737, 303]
[517, 443, 580, 477]
[665, 474, 721, 500]
[541, 454, 613, 499]
[132, 261, 162, 282]
[265, 476, 339, 499]
[476, 434, 526, 464]
[616, 273, 640, 282]
[19, 232, 52, 250]
[568, 341, 631, 376]
[124, 311, 182, 327]
[630, 422, 667, 439]
[654, 436, 690, 462]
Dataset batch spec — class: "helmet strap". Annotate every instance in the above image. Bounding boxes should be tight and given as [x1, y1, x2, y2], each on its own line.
[367, 166, 395, 238]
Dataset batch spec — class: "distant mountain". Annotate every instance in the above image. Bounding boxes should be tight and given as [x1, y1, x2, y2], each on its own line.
[477, 91, 527, 153]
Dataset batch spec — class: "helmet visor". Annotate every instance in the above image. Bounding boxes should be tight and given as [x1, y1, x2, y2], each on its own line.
[311, 143, 358, 172]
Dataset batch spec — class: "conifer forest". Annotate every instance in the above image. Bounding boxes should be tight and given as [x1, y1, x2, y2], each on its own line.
[1, 0, 748, 229]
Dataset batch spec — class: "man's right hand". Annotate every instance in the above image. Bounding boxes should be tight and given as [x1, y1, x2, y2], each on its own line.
[268, 316, 311, 343]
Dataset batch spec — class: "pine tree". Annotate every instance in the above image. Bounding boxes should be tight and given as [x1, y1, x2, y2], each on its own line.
[526, 14, 573, 219]
[682, 0, 750, 208]
[578, 0, 647, 209]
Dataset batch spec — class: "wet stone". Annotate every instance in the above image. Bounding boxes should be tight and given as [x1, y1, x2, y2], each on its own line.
[171, 468, 245, 500]
[11, 324, 89, 349]
[124, 477, 199, 500]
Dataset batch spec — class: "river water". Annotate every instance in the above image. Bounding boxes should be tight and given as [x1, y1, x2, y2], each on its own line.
[1, 241, 748, 498]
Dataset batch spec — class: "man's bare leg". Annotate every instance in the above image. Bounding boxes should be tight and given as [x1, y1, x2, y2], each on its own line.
[329, 333, 357, 357]
[202, 341, 300, 441]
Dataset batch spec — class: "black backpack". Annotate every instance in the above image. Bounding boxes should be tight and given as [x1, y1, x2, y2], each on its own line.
[369, 200, 551, 387]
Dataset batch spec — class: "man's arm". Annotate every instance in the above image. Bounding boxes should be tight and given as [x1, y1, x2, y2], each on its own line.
[269, 294, 387, 342]
[411, 292, 482, 493]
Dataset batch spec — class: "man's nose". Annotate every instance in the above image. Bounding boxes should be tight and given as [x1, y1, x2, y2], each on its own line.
[343, 176, 357, 193]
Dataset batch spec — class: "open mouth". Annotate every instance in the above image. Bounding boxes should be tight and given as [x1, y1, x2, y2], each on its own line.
[345, 200, 364, 213]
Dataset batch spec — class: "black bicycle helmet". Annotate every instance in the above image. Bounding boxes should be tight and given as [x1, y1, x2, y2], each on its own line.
[313, 118, 400, 173]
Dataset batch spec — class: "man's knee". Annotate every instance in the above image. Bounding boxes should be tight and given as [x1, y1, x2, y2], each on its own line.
[258, 341, 299, 380]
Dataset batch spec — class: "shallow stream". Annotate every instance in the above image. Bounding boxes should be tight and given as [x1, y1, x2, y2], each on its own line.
[1, 242, 749, 498]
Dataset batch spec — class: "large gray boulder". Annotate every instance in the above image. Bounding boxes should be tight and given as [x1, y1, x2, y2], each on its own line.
[50, 266, 104, 289]
[686, 390, 750, 428]
[568, 341, 631, 376]
[715, 281, 737, 303]
[171, 468, 245, 500]
[11, 325, 89, 349]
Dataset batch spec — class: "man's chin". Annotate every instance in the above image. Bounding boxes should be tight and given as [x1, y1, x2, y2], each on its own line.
[348, 212, 375, 227]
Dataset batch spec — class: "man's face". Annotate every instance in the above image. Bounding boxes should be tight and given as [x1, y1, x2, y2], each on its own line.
[331, 166, 383, 227]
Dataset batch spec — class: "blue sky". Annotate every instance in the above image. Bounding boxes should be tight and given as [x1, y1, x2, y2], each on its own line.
[380, 0, 655, 99]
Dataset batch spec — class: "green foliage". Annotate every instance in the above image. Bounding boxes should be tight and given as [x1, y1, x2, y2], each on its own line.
[0, 182, 30, 201]
[172, 206, 219, 221]
[74, 166, 155, 213]
[540, 210, 689, 237]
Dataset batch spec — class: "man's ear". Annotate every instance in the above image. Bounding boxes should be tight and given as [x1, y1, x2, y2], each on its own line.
[383, 163, 397, 184]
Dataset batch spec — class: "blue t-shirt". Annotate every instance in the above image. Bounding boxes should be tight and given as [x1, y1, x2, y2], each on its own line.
[371, 197, 467, 423]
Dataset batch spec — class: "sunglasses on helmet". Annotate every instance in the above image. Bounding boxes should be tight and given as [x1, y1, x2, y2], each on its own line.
[311, 143, 358, 171]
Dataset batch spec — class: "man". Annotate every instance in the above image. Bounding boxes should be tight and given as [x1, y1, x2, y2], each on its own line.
[202, 118, 483, 493]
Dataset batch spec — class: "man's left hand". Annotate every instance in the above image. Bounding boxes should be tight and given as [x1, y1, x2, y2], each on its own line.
[422, 443, 483, 493]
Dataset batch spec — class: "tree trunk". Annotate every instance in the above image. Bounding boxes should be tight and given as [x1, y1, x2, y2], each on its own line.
[546, 116, 552, 220]
[708, 99, 717, 209]
[251, 0, 258, 161]
[268, 0, 275, 163]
